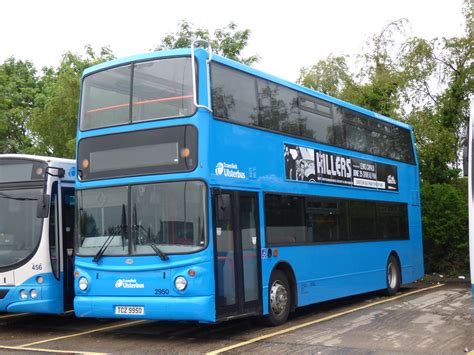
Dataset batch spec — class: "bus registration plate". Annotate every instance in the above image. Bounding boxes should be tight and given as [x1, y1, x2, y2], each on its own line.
[114, 306, 144, 315]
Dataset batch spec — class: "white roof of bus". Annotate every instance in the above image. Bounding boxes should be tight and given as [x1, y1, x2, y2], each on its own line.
[0, 154, 74, 166]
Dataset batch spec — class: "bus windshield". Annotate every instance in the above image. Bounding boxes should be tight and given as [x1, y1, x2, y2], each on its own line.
[76, 181, 207, 256]
[80, 57, 195, 130]
[0, 188, 43, 269]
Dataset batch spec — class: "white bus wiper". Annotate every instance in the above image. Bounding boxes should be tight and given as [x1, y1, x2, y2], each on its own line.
[133, 224, 169, 261]
[93, 225, 124, 263]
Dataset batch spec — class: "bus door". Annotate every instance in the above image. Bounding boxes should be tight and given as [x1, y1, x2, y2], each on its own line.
[60, 186, 75, 309]
[212, 189, 262, 319]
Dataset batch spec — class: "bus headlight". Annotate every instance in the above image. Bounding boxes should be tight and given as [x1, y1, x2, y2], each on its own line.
[174, 276, 187, 291]
[19, 290, 28, 300]
[30, 289, 38, 299]
[78, 277, 89, 291]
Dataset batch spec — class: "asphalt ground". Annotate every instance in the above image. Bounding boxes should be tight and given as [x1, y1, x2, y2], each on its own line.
[0, 283, 472, 354]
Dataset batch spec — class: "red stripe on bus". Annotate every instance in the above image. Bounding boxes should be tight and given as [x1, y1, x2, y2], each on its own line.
[85, 95, 193, 114]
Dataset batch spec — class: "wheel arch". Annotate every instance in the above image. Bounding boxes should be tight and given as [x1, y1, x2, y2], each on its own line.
[271, 261, 298, 311]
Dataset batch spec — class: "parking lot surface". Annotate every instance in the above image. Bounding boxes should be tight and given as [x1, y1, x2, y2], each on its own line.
[0, 283, 472, 354]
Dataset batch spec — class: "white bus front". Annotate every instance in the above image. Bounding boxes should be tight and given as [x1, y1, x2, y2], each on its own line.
[0, 155, 75, 314]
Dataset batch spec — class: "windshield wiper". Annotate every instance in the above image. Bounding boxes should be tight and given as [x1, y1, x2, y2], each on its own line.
[93, 225, 124, 263]
[0, 192, 38, 201]
[133, 224, 169, 261]
[149, 241, 169, 261]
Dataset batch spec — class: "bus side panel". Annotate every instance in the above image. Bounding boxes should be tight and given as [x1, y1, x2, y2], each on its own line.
[409, 205, 424, 281]
[261, 241, 414, 310]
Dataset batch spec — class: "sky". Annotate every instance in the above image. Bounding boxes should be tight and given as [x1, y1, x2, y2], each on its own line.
[0, 0, 466, 82]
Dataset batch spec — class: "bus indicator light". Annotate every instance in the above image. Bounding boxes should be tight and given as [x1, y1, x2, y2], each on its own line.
[74, 271, 79, 278]
[273, 249, 278, 257]
[188, 269, 195, 277]
[82, 159, 90, 169]
[36, 276, 44, 284]
[180, 147, 191, 158]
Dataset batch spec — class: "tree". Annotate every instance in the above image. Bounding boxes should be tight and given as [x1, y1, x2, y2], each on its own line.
[298, 19, 412, 119]
[28, 46, 115, 158]
[0, 58, 38, 153]
[155, 20, 259, 65]
[298, 55, 354, 98]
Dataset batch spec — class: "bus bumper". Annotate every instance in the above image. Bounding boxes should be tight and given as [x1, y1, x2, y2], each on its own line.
[0, 288, 63, 314]
[6, 298, 63, 314]
[74, 295, 216, 322]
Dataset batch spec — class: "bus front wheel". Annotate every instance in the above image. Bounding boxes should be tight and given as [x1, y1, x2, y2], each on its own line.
[264, 270, 291, 326]
[385, 255, 401, 296]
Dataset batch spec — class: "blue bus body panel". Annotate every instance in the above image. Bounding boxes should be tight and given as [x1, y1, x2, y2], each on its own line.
[74, 251, 216, 322]
[207, 117, 423, 314]
[0, 273, 64, 314]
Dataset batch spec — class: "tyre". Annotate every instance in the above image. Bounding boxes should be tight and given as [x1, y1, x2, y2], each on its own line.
[263, 270, 291, 326]
[385, 255, 401, 296]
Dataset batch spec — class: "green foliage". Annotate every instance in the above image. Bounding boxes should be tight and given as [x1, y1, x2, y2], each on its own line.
[421, 179, 469, 274]
[28, 46, 115, 158]
[298, 55, 354, 98]
[0, 58, 38, 153]
[155, 20, 259, 65]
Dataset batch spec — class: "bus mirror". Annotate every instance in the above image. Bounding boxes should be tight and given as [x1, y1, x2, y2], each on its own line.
[37, 194, 51, 218]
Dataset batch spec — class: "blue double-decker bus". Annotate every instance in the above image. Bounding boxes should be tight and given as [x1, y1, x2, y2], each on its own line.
[73, 43, 423, 325]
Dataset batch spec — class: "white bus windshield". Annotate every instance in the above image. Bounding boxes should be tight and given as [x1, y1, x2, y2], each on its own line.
[0, 188, 43, 269]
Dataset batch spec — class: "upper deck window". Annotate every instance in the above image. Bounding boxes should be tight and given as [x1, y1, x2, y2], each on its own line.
[210, 62, 415, 165]
[80, 57, 195, 131]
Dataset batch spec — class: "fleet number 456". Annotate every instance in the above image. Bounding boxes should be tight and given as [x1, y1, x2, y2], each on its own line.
[32, 263, 43, 271]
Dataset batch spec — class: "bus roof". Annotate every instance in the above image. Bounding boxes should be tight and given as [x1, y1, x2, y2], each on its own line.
[0, 154, 75, 166]
[82, 48, 413, 132]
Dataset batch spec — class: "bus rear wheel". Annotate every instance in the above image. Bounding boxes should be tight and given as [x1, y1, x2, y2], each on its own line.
[385, 255, 401, 296]
[263, 270, 291, 326]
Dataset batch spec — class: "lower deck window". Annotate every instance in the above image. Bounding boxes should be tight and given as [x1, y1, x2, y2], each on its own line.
[265, 193, 409, 245]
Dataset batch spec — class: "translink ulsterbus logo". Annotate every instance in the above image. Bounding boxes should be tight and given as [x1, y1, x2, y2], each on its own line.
[115, 279, 145, 289]
[215, 162, 246, 179]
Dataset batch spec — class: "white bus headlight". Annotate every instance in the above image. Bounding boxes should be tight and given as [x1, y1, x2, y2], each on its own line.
[174, 276, 187, 291]
[30, 289, 38, 299]
[78, 277, 89, 291]
[19, 290, 28, 300]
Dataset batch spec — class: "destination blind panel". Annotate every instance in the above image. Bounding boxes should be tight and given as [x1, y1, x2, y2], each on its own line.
[78, 125, 197, 181]
[284, 143, 398, 191]
[0, 159, 46, 183]
[90, 142, 179, 173]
